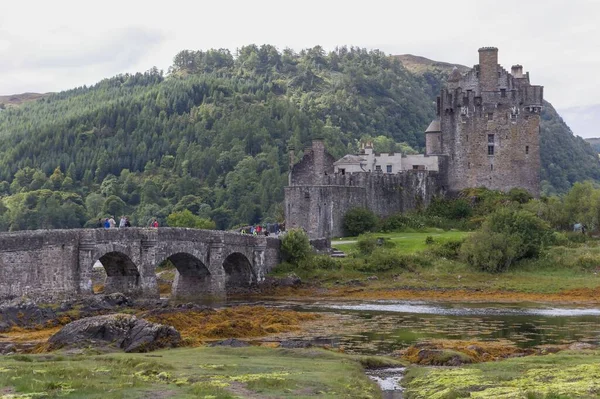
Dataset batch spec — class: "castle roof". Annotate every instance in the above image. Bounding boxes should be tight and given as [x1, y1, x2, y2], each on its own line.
[425, 119, 441, 133]
[448, 67, 462, 82]
[333, 154, 366, 165]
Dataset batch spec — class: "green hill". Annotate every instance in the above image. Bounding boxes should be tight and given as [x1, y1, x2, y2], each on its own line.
[0, 45, 598, 231]
[0, 46, 434, 231]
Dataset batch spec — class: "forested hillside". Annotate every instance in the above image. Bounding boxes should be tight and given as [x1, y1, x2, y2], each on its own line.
[396, 54, 600, 196]
[0, 45, 598, 231]
[0, 46, 435, 231]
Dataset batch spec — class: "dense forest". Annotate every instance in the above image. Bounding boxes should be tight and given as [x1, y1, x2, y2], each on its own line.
[0, 45, 598, 231]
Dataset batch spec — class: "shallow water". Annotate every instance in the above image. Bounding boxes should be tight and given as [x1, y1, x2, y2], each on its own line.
[252, 299, 600, 355]
[365, 367, 405, 398]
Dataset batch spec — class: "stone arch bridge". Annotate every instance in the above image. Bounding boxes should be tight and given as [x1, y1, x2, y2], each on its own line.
[0, 228, 280, 301]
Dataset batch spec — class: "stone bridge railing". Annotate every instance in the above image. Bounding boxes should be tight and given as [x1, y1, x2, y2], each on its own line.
[0, 228, 281, 301]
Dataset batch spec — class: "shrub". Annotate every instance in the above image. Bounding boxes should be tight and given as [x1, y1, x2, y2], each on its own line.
[485, 207, 554, 258]
[460, 231, 520, 272]
[356, 233, 378, 255]
[460, 207, 553, 272]
[280, 229, 311, 264]
[508, 188, 534, 204]
[355, 248, 420, 273]
[426, 197, 473, 219]
[343, 208, 378, 236]
[425, 236, 435, 245]
[428, 238, 465, 259]
[298, 255, 341, 271]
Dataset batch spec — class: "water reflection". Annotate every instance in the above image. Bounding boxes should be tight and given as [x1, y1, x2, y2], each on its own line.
[288, 300, 600, 354]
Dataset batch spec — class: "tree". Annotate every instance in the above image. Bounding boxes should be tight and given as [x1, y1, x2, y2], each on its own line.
[166, 209, 216, 229]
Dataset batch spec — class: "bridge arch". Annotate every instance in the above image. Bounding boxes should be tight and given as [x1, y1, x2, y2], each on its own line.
[223, 252, 257, 292]
[95, 251, 141, 297]
[164, 252, 212, 301]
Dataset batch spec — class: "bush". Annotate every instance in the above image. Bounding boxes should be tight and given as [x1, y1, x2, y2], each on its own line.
[426, 197, 473, 219]
[460, 207, 553, 272]
[356, 233, 378, 255]
[460, 231, 520, 272]
[485, 207, 554, 258]
[280, 229, 311, 264]
[355, 248, 421, 273]
[298, 255, 341, 271]
[427, 238, 465, 259]
[343, 208, 378, 236]
[425, 236, 435, 245]
[508, 188, 534, 204]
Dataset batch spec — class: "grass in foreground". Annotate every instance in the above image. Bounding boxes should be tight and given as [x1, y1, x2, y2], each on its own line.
[403, 350, 600, 399]
[0, 346, 391, 398]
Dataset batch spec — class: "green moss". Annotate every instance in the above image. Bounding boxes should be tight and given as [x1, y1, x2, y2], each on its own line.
[404, 351, 600, 399]
[0, 346, 383, 398]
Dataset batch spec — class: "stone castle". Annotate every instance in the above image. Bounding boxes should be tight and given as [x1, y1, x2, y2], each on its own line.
[285, 47, 543, 239]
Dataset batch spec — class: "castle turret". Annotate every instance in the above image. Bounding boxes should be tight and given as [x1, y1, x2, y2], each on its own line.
[425, 119, 442, 155]
[478, 47, 499, 92]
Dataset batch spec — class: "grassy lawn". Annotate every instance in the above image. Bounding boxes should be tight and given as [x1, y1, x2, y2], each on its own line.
[403, 350, 600, 399]
[0, 347, 392, 398]
[332, 229, 469, 254]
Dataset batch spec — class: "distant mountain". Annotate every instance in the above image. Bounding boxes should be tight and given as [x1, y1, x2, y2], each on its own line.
[0, 93, 49, 108]
[395, 54, 600, 195]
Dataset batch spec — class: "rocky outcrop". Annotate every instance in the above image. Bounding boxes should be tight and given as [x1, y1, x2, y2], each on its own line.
[48, 314, 181, 352]
[0, 293, 132, 332]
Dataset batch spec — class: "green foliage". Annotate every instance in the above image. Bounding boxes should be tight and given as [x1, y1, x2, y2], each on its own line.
[460, 231, 521, 273]
[426, 197, 472, 220]
[354, 248, 421, 273]
[356, 233, 378, 255]
[460, 207, 553, 272]
[343, 208, 378, 236]
[297, 255, 341, 271]
[0, 46, 437, 231]
[166, 209, 216, 229]
[280, 228, 311, 264]
[426, 237, 465, 259]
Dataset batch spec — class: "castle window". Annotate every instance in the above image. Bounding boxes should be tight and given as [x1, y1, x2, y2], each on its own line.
[487, 112, 494, 121]
[340, 168, 345, 175]
[488, 145, 495, 156]
[488, 134, 495, 144]
[491, 164, 494, 171]
[526, 146, 529, 154]
[468, 162, 471, 169]
[501, 89, 506, 98]
[304, 192, 310, 199]
[386, 165, 392, 173]
[375, 165, 382, 172]
[466, 135, 469, 142]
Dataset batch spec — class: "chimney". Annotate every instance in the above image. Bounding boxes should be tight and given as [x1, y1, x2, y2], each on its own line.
[478, 47, 499, 92]
[511, 64, 524, 78]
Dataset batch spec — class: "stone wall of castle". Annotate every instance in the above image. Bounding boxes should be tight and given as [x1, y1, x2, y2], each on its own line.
[285, 166, 444, 238]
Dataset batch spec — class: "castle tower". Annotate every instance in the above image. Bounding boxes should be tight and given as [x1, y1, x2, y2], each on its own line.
[430, 47, 543, 196]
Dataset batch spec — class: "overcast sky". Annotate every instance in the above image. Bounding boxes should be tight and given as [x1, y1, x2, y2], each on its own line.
[1, 0, 598, 135]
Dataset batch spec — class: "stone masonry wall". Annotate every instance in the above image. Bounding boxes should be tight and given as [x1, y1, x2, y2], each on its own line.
[0, 228, 281, 301]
